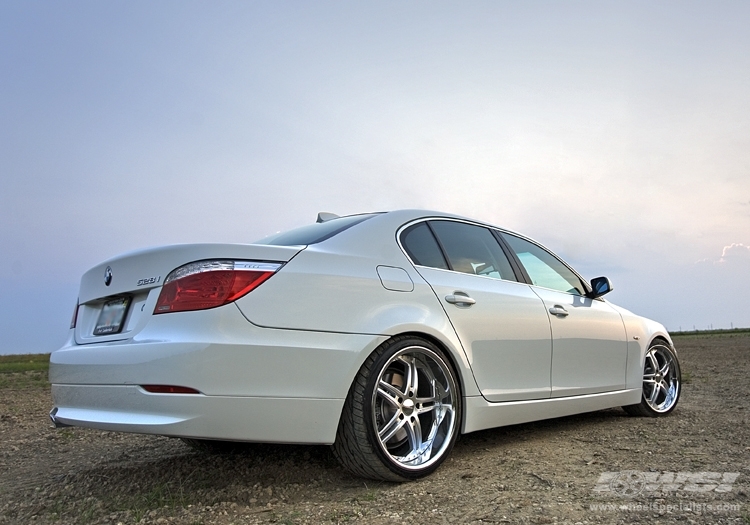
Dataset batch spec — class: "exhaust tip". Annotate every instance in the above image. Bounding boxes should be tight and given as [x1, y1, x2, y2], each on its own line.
[49, 407, 70, 429]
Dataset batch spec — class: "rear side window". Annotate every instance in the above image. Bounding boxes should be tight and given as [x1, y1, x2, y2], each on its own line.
[257, 214, 377, 246]
[400, 223, 449, 269]
[429, 221, 517, 281]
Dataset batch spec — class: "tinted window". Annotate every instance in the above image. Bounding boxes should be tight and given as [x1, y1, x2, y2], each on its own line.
[257, 214, 377, 246]
[430, 221, 517, 281]
[400, 223, 449, 269]
[502, 233, 585, 295]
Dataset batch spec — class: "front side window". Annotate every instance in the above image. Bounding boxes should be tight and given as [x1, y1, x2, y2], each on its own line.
[502, 233, 586, 295]
[429, 221, 517, 281]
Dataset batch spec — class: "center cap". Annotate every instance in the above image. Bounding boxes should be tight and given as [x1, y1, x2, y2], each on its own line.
[402, 398, 415, 415]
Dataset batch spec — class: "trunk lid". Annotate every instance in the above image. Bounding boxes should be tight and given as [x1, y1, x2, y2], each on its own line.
[74, 243, 302, 344]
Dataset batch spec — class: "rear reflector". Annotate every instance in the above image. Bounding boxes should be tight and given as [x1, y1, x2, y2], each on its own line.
[141, 385, 201, 394]
[154, 260, 282, 314]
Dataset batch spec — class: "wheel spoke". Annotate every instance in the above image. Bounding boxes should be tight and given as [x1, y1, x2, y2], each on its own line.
[404, 416, 423, 457]
[378, 380, 404, 402]
[421, 396, 441, 414]
[378, 413, 406, 443]
[429, 405, 451, 435]
[659, 380, 670, 397]
[649, 382, 660, 404]
[415, 379, 435, 403]
[419, 406, 454, 460]
[395, 355, 418, 394]
[407, 358, 420, 394]
[659, 359, 672, 377]
[435, 379, 449, 401]
[377, 389, 401, 410]
[416, 378, 449, 414]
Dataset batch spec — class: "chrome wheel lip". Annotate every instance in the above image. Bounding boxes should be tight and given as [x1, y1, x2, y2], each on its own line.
[642, 344, 680, 413]
[370, 345, 458, 472]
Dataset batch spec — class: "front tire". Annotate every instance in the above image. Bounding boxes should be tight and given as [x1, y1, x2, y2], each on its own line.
[332, 336, 461, 481]
[623, 340, 681, 417]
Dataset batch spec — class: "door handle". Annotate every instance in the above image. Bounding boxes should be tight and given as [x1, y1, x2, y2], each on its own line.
[445, 293, 476, 306]
[549, 305, 569, 317]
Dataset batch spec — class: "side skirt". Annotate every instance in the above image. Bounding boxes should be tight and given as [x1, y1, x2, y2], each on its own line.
[462, 388, 641, 434]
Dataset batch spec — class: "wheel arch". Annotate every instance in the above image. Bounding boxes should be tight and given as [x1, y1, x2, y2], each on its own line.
[650, 334, 673, 348]
[639, 333, 677, 373]
[623, 334, 681, 417]
[389, 330, 467, 400]
[334, 329, 473, 439]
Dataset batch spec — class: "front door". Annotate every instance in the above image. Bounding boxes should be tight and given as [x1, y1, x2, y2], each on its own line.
[501, 233, 628, 397]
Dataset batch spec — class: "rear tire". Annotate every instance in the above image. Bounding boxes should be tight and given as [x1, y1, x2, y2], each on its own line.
[332, 336, 461, 481]
[623, 340, 681, 417]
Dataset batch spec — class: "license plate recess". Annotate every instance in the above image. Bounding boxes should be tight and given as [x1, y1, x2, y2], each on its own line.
[93, 296, 131, 336]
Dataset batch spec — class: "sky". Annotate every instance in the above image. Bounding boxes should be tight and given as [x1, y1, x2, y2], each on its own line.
[1, 1, 748, 354]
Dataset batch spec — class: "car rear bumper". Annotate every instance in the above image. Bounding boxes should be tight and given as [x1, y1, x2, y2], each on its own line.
[50, 384, 345, 444]
[50, 305, 388, 443]
[51, 305, 388, 398]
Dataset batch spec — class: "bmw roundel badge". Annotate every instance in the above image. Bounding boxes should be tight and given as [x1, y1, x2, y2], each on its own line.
[104, 266, 113, 286]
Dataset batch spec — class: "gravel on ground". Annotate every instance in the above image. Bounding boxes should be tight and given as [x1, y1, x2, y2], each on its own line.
[1, 333, 748, 524]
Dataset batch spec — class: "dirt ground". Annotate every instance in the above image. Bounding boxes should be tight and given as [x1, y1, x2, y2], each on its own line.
[1, 333, 748, 525]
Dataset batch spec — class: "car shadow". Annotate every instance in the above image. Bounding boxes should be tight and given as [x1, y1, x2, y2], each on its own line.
[70, 407, 629, 491]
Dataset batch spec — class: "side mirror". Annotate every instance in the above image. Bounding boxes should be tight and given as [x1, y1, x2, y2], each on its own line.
[589, 276, 613, 298]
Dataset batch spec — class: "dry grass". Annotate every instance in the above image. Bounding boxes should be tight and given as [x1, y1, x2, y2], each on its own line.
[0, 353, 49, 389]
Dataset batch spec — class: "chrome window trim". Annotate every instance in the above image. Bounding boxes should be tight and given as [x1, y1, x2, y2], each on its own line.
[396, 217, 520, 285]
[396, 217, 592, 297]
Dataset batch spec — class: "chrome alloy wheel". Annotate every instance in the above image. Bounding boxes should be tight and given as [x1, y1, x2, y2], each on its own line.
[371, 346, 458, 471]
[642, 344, 680, 413]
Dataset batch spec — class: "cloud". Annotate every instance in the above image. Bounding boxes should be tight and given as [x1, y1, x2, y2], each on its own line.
[718, 243, 750, 264]
[694, 243, 750, 266]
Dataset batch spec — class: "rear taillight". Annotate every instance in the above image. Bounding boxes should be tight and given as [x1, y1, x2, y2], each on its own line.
[154, 260, 281, 314]
[70, 300, 79, 329]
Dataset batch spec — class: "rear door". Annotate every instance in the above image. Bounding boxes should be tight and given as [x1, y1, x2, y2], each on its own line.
[401, 220, 552, 402]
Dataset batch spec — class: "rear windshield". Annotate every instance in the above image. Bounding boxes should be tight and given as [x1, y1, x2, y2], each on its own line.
[256, 214, 378, 246]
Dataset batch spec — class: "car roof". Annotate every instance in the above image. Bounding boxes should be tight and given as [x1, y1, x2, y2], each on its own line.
[366, 209, 507, 235]
[305, 209, 513, 262]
